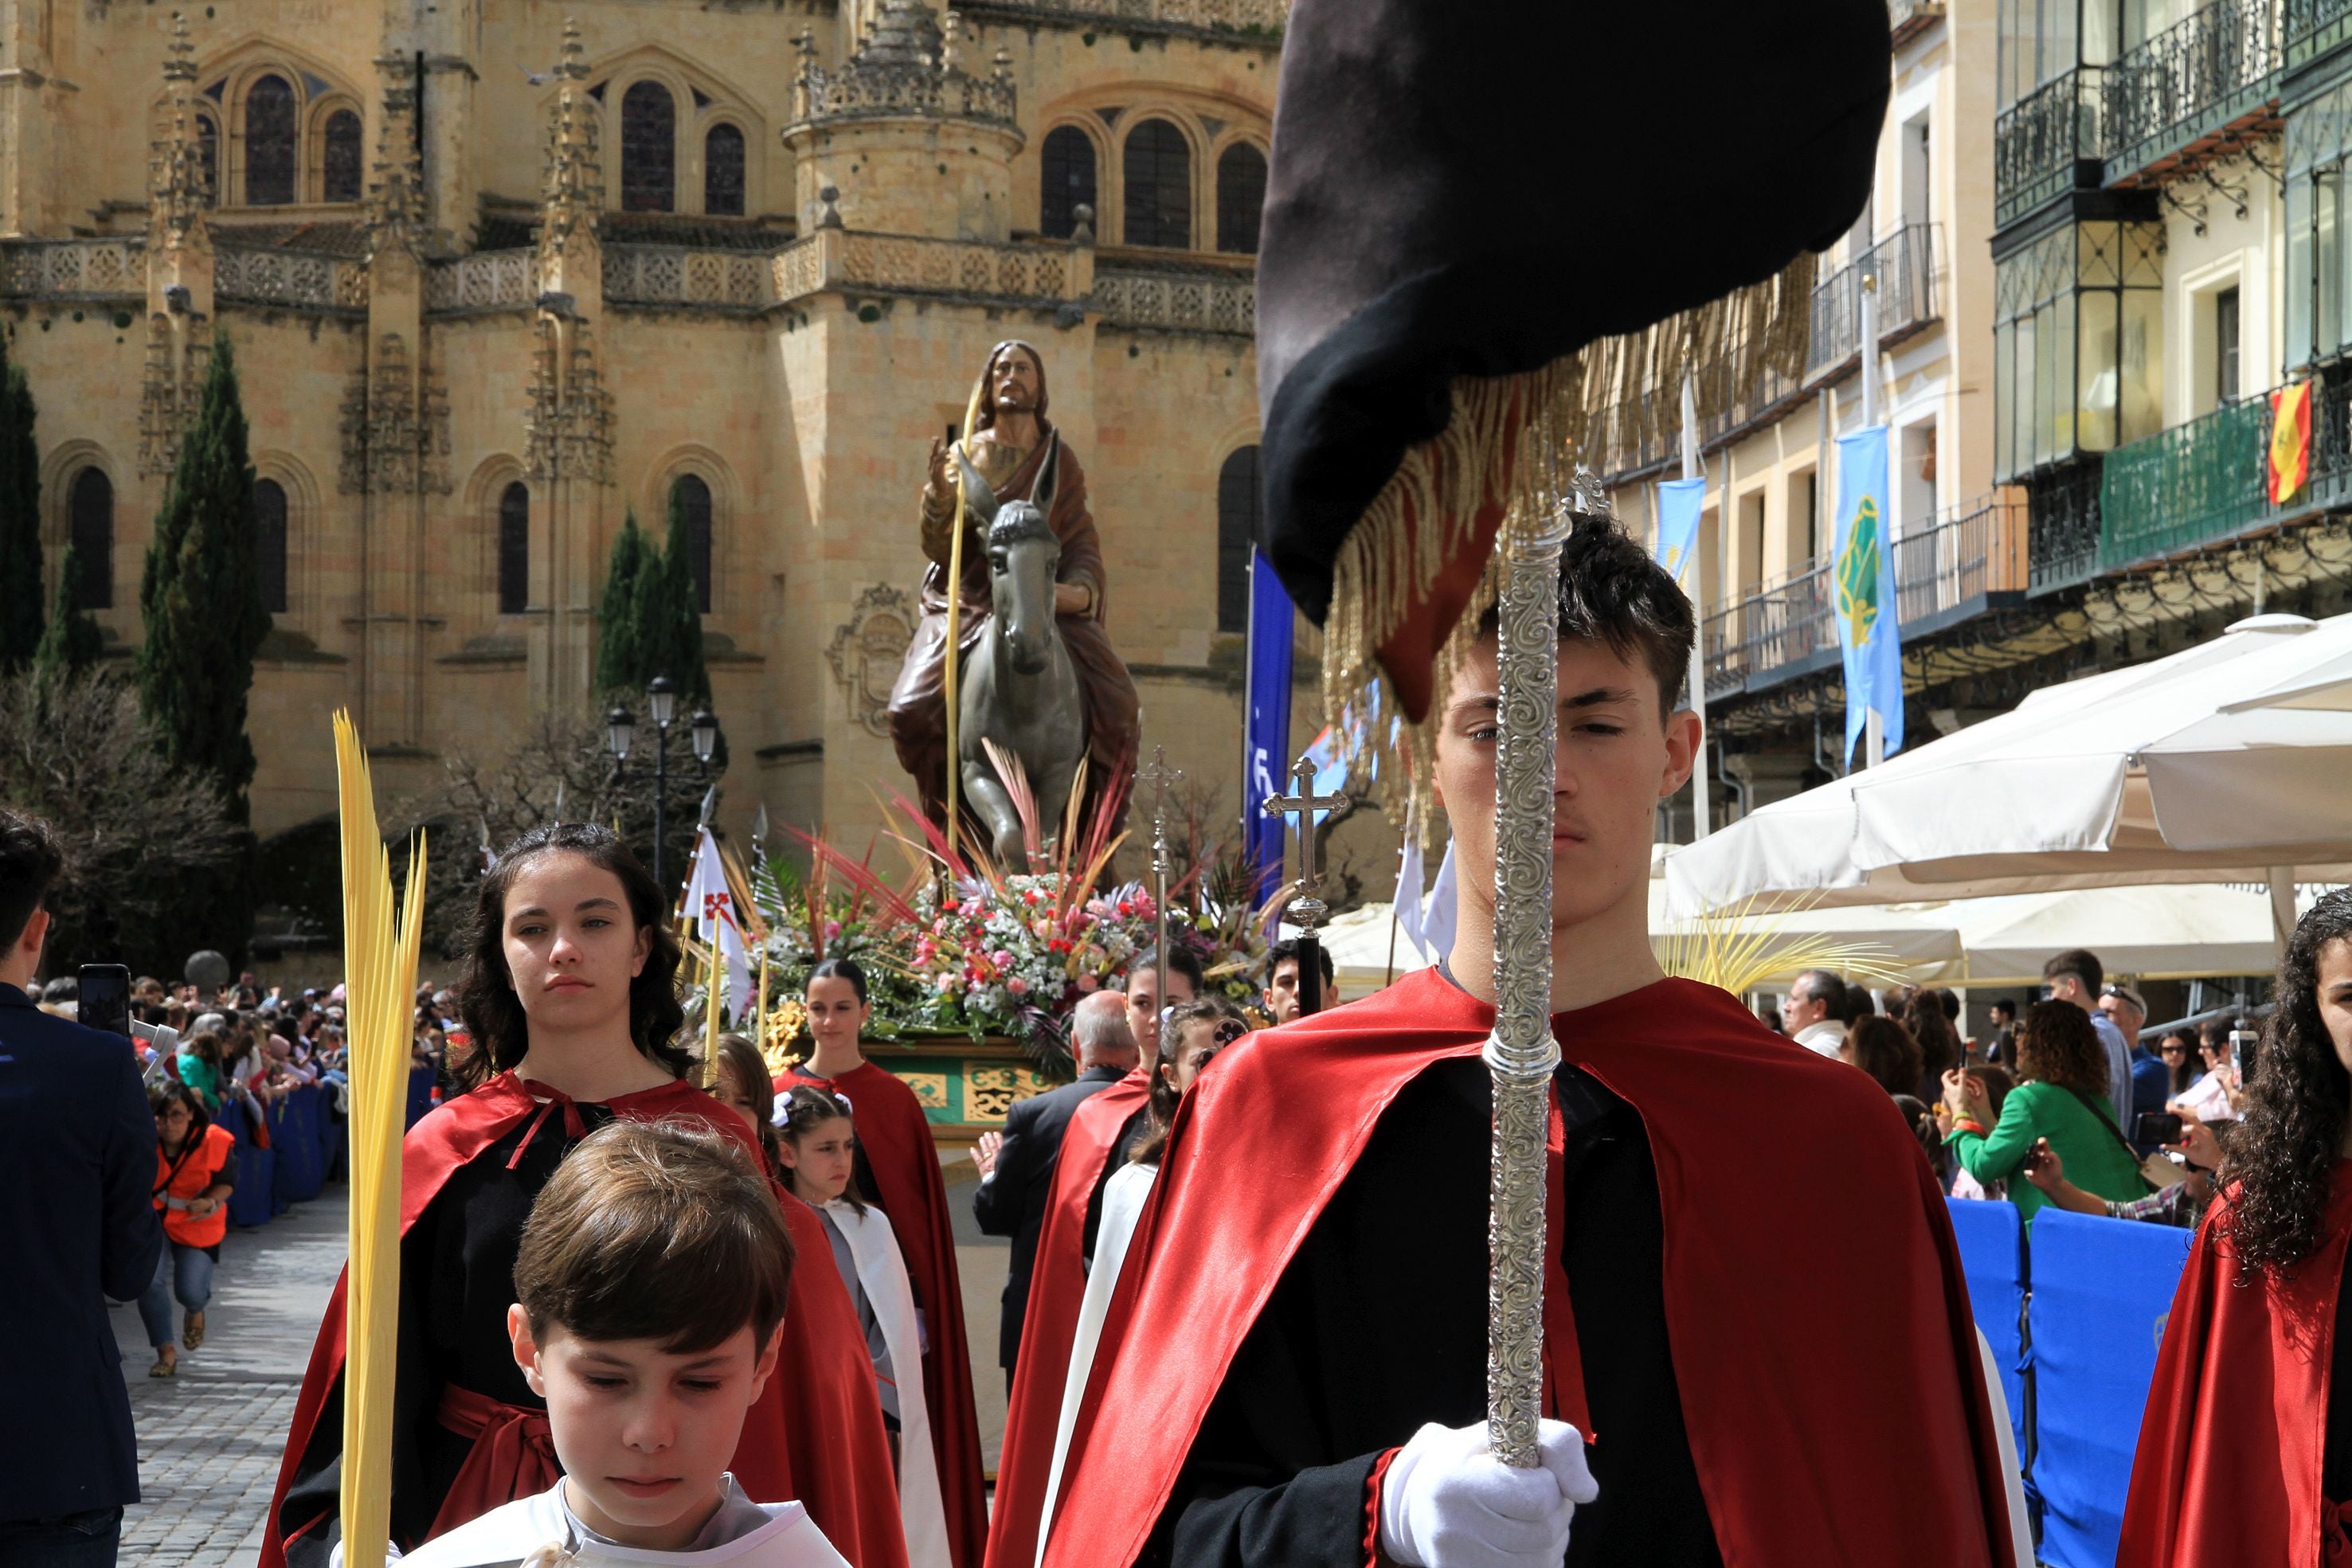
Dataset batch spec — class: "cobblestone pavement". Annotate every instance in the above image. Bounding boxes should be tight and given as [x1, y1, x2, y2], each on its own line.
[110, 1187, 345, 1568]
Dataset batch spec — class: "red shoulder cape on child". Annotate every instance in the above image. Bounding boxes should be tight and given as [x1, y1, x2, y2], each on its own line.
[785, 1059, 988, 1567]
[260, 1072, 908, 1568]
[982, 1068, 1149, 1568]
[1042, 972, 2015, 1568]
[2116, 1161, 2352, 1568]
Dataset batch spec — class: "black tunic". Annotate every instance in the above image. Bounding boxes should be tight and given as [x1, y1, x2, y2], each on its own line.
[1155, 1046, 1723, 1567]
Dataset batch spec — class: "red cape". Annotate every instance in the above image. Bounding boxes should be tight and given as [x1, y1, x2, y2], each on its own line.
[1043, 972, 2014, 1568]
[786, 1060, 988, 1567]
[982, 1069, 1150, 1568]
[2117, 1161, 2352, 1568]
[260, 1073, 906, 1568]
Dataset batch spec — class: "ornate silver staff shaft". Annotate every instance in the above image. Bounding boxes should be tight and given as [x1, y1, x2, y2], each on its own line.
[1485, 496, 1572, 1469]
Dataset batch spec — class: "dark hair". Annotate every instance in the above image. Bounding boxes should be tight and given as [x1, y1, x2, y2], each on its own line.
[712, 1032, 784, 1175]
[148, 1078, 207, 1128]
[1967, 1064, 2017, 1120]
[1266, 938, 1335, 987]
[1472, 516, 1696, 718]
[454, 823, 688, 1093]
[2218, 890, 2352, 1276]
[1846, 1016, 1923, 1099]
[1840, 986, 1879, 1025]
[1901, 989, 1962, 1081]
[1129, 944, 1205, 995]
[2199, 1017, 2233, 1052]
[186, 1029, 225, 1069]
[1791, 969, 1847, 1018]
[2044, 948, 2105, 995]
[40, 976, 76, 1003]
[2157, 1028, 2201, 1096]
[514, 1118, 793, 1354]
[0, 809, 63, 955]
[1990, 998, 2017, 1021]
[776, 1083, 865, 1215]
[1133, 996, 1245, 1167]
[808, 957, 869, 1006]
[2015, 999, 2111, 1099]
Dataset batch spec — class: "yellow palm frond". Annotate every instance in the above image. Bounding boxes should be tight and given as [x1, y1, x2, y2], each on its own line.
[1652, 893, 1908, 997]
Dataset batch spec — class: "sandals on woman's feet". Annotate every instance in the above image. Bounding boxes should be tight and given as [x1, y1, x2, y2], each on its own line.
[147, 1351, 177, 1378]
[182, 1312, 205, 1350]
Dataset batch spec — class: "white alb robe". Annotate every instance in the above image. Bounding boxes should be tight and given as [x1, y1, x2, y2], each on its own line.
[387, 1475, 847, 1567]
[819, 1198, 953, 1568]
[1035, 1158, 1157, 1567]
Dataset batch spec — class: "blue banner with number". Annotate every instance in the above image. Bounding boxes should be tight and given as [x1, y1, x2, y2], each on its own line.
[1240, 549, 1293, 903]
[1833, 425, 1904, 763]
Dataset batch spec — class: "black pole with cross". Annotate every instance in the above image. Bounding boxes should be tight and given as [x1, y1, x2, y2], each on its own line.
[1261, 754, 1348, 1016]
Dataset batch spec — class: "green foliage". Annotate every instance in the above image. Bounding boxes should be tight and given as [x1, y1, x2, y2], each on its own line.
[0, 333, 43, 672]
[136, 330, 270, 820]
[623, 484, 711, 707]
[593, 508, 651, 696]
[33, 541, 101, 675]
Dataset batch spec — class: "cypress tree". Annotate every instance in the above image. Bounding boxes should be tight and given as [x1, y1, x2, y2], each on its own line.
[0, 332, 43, 671]
[138, 330, 269, 817]
[593, 507, 649, 694]
[33, 541, 102, 675]
[624, 490, 711, 707]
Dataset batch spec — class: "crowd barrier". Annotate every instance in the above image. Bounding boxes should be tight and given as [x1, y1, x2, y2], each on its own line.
[213, 1066, 435, 1230]
[1946, 1198, 2196, 1568]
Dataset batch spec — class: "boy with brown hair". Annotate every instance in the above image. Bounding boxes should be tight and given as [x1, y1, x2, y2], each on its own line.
[387, 1118, 849, 1567]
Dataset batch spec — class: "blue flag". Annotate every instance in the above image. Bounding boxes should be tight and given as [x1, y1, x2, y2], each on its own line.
[1240, 549, 1294, 903]
[1833, 426, 1904, 763]
[1653, 478, 1705, 591]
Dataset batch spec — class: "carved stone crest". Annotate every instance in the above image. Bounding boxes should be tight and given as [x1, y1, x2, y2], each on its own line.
[826, 583, 916, 737]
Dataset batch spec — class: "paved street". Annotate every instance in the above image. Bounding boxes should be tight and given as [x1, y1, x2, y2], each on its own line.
[110, 1188, 344, 1568]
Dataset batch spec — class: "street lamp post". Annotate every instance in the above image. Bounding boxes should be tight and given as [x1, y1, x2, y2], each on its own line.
[606, 675, 714, 894]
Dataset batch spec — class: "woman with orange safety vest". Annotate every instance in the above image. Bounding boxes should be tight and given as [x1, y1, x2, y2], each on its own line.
[140, 1079, 236, 1378]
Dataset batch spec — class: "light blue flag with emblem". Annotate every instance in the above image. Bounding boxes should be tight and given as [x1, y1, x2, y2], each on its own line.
[1833, 426, 1904, 764]
[1653, 478, 1705, 591]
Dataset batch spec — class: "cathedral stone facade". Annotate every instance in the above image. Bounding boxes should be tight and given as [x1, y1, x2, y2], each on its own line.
[2, 0, 1295, 865]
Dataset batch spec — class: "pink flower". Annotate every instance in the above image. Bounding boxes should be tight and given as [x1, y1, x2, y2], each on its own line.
[993, 950, 1014, 968]
[1007, 976, 1030, 999]
[824, 920, 843, 942]
[1076, 972, 1098, 992]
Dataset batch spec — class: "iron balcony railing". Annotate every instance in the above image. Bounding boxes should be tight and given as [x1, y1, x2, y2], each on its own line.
[2287, 0, 2352, 69]
[2103, 0, 2281, 184]
[2026, 460, 2106, 592]
[1806, 225, 1940, 383]
[1996, 69, 2106, 229]
[1700, 564, 1833, 701]
[2097, 368, 2352, 570]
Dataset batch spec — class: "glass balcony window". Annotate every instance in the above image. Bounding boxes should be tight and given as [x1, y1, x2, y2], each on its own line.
[1994, 220, 2163, 482]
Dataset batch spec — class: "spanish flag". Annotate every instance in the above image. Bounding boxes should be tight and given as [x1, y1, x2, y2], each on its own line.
[2272, 381, 2313, 505]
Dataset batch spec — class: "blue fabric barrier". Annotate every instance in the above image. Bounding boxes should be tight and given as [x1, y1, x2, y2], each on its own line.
[2027, 1207, 2194, 1568]
[315, 1087, 344, 1184]
[218, 1098, 277, 1228]
[406, 1066, 436, 1128]
[1947, 1198, 2029, 1452]
[272, 1088, 323, 1207]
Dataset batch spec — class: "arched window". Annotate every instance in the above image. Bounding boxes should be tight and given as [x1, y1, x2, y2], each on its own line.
[321, 108, 363, 204]
[672, 474, 713, 613]
[244, 74, 298, 206]
[196, 114, 220, 208]
[253, 478, 288, 613]
[1215, 445, 1260, 633]
[68, 468, 112, 611]
[1216, 143, 1266, 256]
[1123, 118, 1192, 249]
[703, 123, 746, 217]
[1040, 125, 1097, 240]
[498, 482, 530, 615]
[620, 80, 677, 213]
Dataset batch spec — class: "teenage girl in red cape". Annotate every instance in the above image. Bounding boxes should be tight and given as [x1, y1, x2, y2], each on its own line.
[2121, 887, 2352, 1567]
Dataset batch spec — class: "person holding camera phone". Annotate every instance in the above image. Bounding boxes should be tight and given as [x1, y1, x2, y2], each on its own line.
[1942, 999, 2150, 1231]
[2019, 1112, 2224, 1229]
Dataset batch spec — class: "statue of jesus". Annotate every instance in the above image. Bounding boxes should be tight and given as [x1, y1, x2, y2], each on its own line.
[885, 340, 1140, 842]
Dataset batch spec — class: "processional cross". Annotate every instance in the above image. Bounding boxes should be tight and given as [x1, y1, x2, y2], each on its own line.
[1261, 754, 1347, 1015]
[1139, 746, 1184, 1016]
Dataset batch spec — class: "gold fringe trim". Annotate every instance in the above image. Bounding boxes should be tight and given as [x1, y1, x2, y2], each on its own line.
[1320, 255, 1818, 847]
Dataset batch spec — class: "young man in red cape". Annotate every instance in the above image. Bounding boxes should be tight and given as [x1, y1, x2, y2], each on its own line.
[1038, 521, 2017, 1567]
[260, 1072, 910, 1568]
[781, 960, 988, 1567]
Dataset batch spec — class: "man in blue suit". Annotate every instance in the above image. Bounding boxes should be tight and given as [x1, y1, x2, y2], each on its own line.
[0, 810, 161, 1566]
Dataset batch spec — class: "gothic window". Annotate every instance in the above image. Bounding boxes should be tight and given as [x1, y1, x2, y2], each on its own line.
[704, 123, 746, 217]
[196, 114, 220, 208]
[1215, 445, 1259, 633]
[245, 74, 298, 207]
[498, 482, 530, 615]
[68, 468, 112, 611]
[321, 108, 363, 204]
[621, 80, 677, 213]
[673, 474, 713, 613]
[1216, 143, 1266, 256]
[1040, 125, 1097, 240]
[254, 479, 288, 614]
[1123, 118, 1192, 249]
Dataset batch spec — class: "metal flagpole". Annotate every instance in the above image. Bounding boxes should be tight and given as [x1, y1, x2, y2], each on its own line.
[1481, 467, 1587, 1466]
[1140, 748, 1182, 1019]
[1679, 369, 1709, 839]
[1861, 272, 1885, 770]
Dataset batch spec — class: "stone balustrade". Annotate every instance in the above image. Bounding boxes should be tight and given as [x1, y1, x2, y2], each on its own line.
[604, 245, 775, 310]
[960, 0, 1286, 37]
[1092, 260, 1254, 336]
[424, 248, 537, 314]
[215, 244, 367, 313]
[0, 238, 145, 302]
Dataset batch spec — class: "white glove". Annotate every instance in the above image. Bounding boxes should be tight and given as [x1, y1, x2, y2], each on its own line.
[1377, 1418, 1596, 1568]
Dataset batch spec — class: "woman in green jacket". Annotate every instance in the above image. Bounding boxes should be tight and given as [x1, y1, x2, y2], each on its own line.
[1942, 999, 2144, 1227]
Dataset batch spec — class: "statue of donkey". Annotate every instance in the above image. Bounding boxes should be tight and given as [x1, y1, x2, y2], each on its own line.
[954, 435, 1088, 869]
